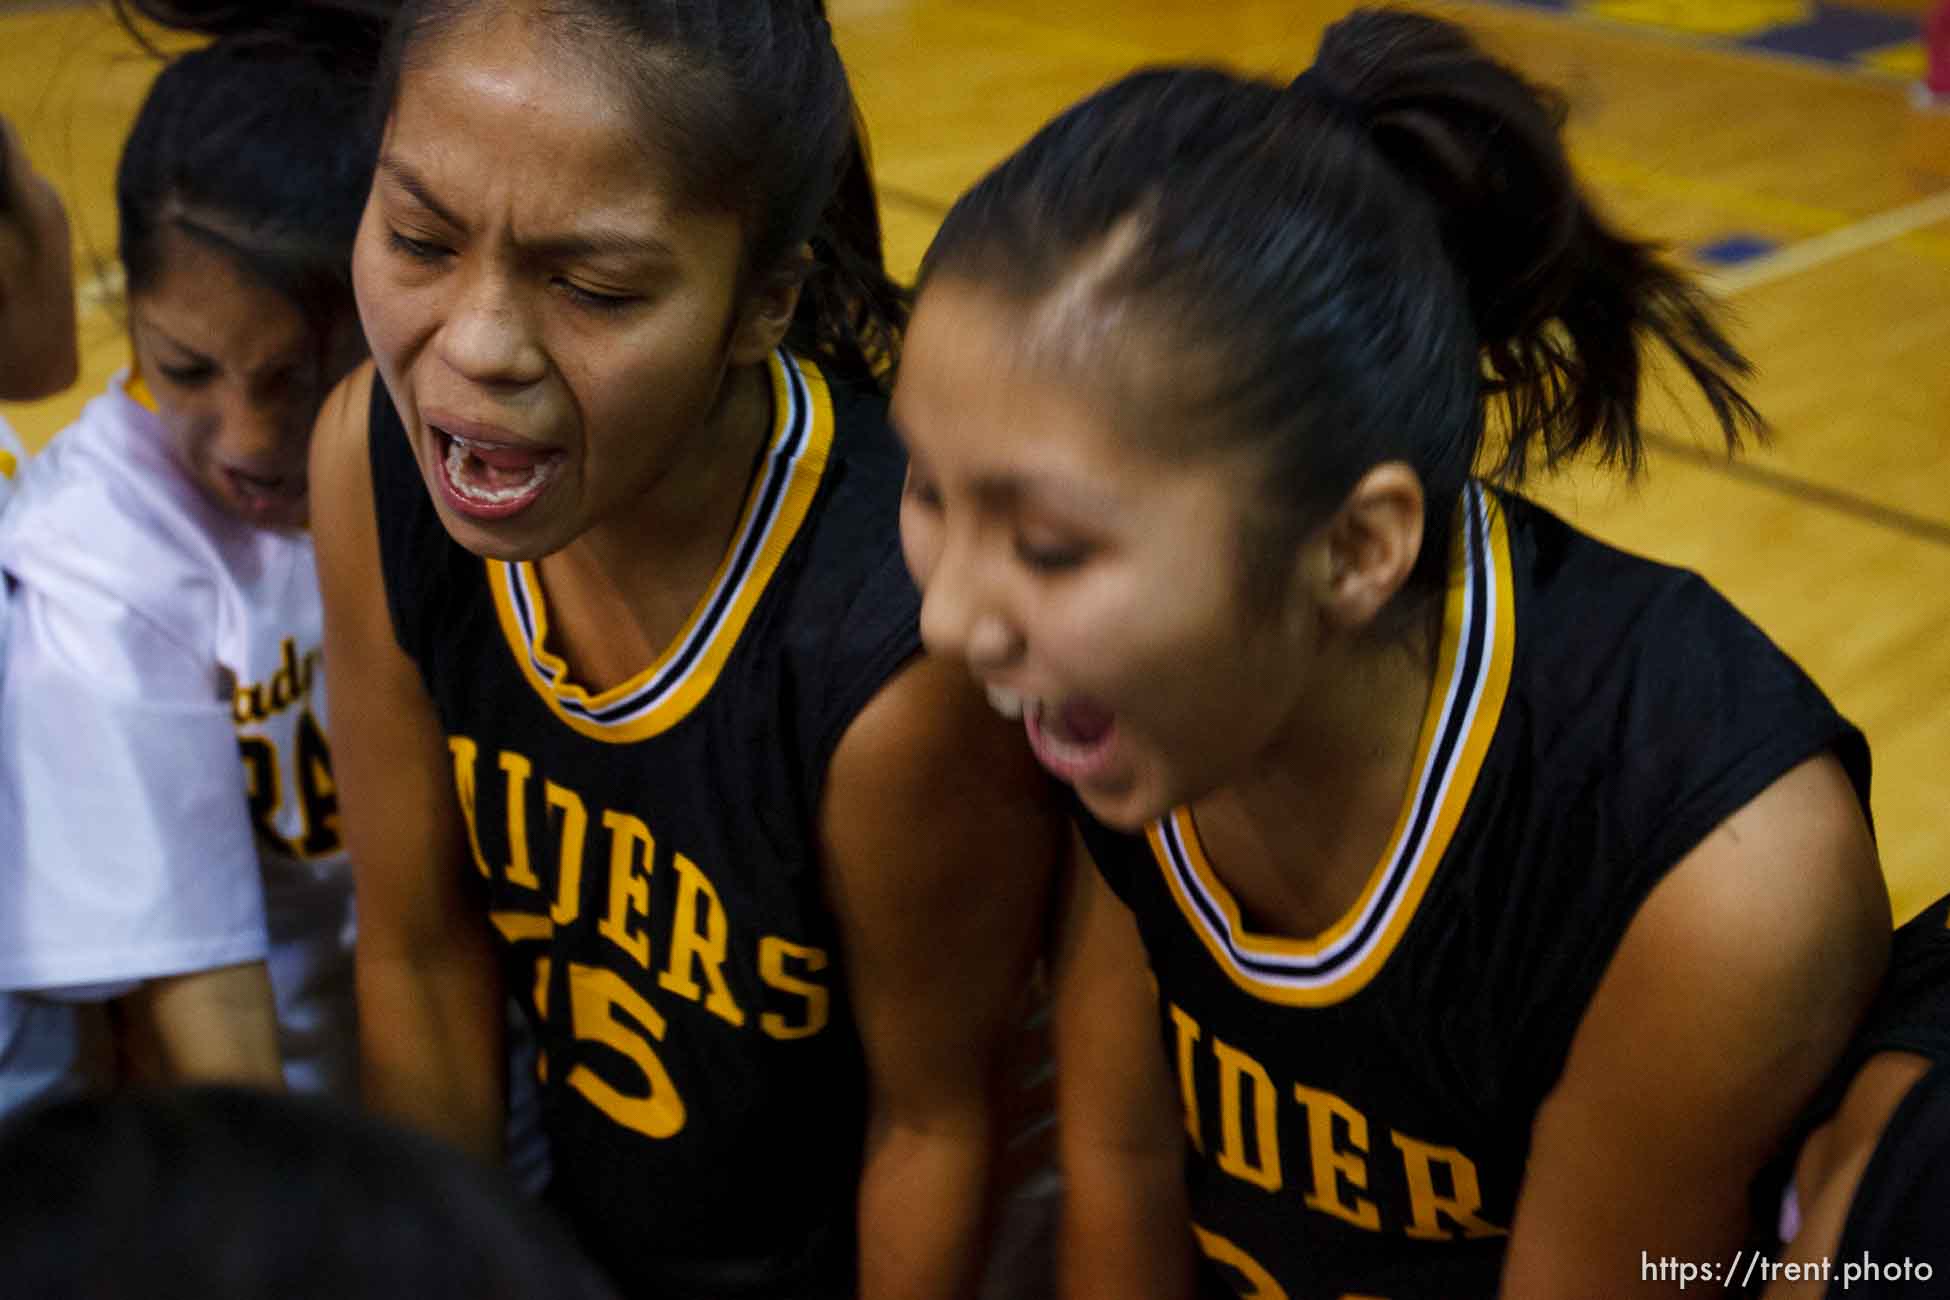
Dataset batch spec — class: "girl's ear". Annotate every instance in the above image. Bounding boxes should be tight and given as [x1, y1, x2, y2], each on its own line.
[1310, 461, 1424, 633]
[727, 250, 807, 366]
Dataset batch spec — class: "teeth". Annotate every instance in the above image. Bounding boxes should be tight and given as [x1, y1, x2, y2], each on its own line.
[444, 435, 556, 505]
[985, 684, 1027, 720]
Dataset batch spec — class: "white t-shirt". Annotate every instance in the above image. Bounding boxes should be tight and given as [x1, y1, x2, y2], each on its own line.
[0, 377, 355, 1097]
[0, 413, 24, 657]
[0, 414, 83, 1116]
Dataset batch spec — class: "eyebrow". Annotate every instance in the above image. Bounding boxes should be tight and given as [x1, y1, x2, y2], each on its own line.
[137, 317, 301, 384]
[378, 157, 467, 232]
[974, 471, 1122, 522]
[377, 156, 676, 265]
[140, 321, 209, 362]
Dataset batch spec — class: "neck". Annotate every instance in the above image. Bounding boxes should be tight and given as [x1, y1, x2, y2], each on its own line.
[535, 358, 775, 683]
[1193, 603, 1441, 936]
[567, 357, 773, 592]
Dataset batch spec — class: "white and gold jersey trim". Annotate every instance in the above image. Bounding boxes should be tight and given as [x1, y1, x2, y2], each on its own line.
[1148, 482, 1516, 1006]
[490, 350, 835, 744]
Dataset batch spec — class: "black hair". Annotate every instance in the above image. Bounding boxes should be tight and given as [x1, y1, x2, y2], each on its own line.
[373, 0, 907, 388]
[0, 1086, 617, 1300]
[112, 1, 393, 350]
[922, 7, 1760, 608]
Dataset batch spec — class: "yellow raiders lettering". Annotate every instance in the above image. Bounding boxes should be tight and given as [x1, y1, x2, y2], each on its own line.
[1391, 1133, 1504, 1241]
[1169, 1002, 1205, 1151]
[757, 937, 829, 1039]
[500, 751, 541, 890]
[1292, 1083, 1381, 1231]
[448, 742, 837, 1067]
[1168, 1000, 1508, 1241]
[545, 780, 587, 925]
[600, 810, 656, 969]
[1213, 1037, 1282, 1192]
[659, 853, 745, 1028]
[448, 735, 492, 877]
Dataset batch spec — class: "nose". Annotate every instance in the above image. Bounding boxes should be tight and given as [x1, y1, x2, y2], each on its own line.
[215, 380, 308, 470]
[437, 264, 548, 388]
[916, 526, 1023, 674]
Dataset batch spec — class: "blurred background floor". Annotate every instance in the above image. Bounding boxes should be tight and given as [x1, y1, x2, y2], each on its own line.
[4, 0, 1946, 916]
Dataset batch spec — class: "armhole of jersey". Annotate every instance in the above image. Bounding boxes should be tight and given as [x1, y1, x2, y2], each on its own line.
[799, 378, 924, 807]
[1072, 805, 1135, 906]
[1535, 719, 1869, 1109]
[807, 522, 923, 791]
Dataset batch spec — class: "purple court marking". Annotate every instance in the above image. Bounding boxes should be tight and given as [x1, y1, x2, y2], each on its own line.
[1744, 7, 1918, 61]
[1693, 235, 1781, 267]
[1462, 2, 1922, 77]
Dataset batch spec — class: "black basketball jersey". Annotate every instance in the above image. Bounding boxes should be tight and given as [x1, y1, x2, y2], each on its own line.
[369, 350, 921, 1299]
[1079, 482, 1871, 1300]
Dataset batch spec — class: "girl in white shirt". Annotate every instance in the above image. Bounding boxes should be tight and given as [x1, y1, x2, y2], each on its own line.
[0, 5, 382, 1100]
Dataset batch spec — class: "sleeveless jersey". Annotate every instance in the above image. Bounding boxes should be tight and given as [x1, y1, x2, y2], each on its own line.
[0, 375, 355, 1097]
[1079, 483, 1871, 1300]
[369, 349, 920, 1299]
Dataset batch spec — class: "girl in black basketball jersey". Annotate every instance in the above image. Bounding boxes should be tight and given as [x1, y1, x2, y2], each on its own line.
[894, 9, 1891, 1300]
[310, 2, 1062, 1297]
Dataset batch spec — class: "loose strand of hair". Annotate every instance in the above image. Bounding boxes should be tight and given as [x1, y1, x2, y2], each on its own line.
[794, 121, 911, 391]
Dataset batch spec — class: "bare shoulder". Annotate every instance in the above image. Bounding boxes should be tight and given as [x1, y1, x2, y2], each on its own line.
[309, 360, 377, 503]
[1624, 752, 1887, 1022]
[818, 651, 1064, 1057]
[822, 651, 1064, 901]
[1503, 753, 1890, 1297]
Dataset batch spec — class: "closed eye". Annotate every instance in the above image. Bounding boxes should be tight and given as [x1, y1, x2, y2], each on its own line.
[387, 228, 449, 262]
[156, 361, 214, 387]
[556, 279, 639, 312]
[1016, 538, 1090, 572]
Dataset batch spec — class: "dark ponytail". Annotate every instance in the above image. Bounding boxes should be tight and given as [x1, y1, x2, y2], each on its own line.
[112, 1, 393, 350]
[378, 0, 907, 390]
[1309, 9, 1758, 482]
[923, 7, 1758, 608]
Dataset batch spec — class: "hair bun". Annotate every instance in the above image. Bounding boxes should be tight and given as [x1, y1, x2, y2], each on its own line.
[1283, 66, 1369, 130]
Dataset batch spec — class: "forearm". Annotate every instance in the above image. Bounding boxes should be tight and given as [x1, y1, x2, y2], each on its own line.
[1060, 1151, 1197, 1300]
[122, 960, 283, 1087]
[357, 942, 505, 1159]
[856, 1116, 993, 1300]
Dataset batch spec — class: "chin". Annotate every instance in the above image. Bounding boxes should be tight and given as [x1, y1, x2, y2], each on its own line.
[1075, 779, 1173, 834]
[429, 498, 564, 564]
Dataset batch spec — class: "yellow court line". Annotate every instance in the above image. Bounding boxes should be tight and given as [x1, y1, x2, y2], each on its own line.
[1573, 148, 1950, 281]
[1702, 189, 1950, 296]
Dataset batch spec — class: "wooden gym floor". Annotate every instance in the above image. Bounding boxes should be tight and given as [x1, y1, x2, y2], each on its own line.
[3, 0, 1945, 918]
